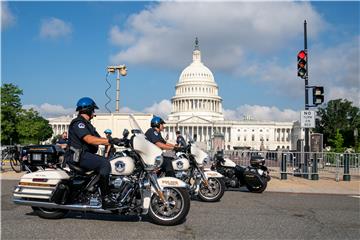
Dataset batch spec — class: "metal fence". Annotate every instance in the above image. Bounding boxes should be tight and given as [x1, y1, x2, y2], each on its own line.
[217, 150, 360, 181]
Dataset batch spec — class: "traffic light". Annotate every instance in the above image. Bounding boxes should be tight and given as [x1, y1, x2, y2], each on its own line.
[297, 50, 307, 79]
[312, 86, 324, 105]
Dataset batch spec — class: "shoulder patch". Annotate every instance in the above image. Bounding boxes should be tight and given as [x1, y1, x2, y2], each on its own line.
[78, 123, 85, 129]
[154, 131, 158, 136]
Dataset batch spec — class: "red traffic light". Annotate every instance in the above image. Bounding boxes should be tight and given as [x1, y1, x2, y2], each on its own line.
[297, 50, 307, 79]
[297, 50, 306, 60]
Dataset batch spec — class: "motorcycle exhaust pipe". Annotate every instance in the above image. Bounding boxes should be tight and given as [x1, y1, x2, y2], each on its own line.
[13, 198, 111, 213]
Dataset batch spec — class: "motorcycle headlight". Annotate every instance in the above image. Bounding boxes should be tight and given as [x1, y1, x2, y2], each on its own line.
[154, 155, 163, 169]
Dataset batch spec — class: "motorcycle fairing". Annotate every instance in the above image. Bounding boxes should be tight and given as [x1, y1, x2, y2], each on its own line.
[156, 177, 188, 188]
[204, 170, 223, 178]
[220, 158, 236, 168]
[190, 144, 208, 166]
[172, 158, 190, 171]
[132, 134, 163, 167]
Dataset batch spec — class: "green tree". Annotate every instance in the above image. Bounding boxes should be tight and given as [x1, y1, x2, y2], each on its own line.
[315, 99, 360, 152]
[1, 83, 53, 145]
[51, 134, 61, 144]
[16, 109, 53, 144]
[328, 129, 344, 153]
[1, 83, 23, 144]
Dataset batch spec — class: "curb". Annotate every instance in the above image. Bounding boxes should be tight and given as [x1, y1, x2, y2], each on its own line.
[1, 171, 359, 196]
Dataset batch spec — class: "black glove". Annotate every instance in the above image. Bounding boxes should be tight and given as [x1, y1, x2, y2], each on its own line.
[108, 137, 123, 146]
[174, 145, 187, 153]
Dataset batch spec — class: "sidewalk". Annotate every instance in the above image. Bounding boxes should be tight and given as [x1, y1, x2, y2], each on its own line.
[1, 169, 359, 196]
[267, 176, 359, 195]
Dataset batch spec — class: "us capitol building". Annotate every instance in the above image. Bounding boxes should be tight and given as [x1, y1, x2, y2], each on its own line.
[48, 39, 302, 151]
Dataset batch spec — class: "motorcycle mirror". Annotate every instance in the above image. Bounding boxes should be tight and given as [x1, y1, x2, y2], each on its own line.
[123, 129, 129, 138]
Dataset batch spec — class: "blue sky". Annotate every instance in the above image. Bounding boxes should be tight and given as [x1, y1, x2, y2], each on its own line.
[2, 1, 359, 121]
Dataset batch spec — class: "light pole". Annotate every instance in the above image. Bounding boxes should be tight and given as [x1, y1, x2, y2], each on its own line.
[354, 128, 358, 152]
[107, 65, 127, 113]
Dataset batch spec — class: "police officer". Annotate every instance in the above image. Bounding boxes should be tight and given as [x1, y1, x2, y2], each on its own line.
[67, 97, 122, 209]
[145, 116, 184, 176]
[56, 131, 68, 149]
[104, 129, 116, 159]
[176, 130, 186, 147]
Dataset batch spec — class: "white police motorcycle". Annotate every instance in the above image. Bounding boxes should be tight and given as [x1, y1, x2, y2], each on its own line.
[167, 140, 225, 202]
[13, 115, 190, 226]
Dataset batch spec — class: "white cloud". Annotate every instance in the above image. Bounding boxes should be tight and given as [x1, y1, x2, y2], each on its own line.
[109, 2, 325, 69]
[143, 99, 172, 118]
[139, 99, 299, 122]
[23, 103, 74, 118]
[327, 86, 360, 107]
[310, 36, 360, 106]
[119, 106, 137, 113]
[1, 2, 16, 29]
[224, 105, 299, 122]
[40, 17, 72, 39]
[109, 26, 136, 46]
[238, 36, 360, 104]
[29, 100, 300, 122]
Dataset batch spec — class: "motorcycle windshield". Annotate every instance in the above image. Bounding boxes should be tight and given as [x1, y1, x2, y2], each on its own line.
[191, 144, 209, 166]
[129, 114, 143, 134]
[128, 114, 162, 166]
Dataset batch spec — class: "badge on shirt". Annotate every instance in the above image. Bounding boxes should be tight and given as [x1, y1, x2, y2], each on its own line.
[78, 123, 85, 129]
[154, 131, 158, 136]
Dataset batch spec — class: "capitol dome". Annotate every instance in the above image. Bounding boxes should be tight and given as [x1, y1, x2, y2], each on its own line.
[178, 52, 215, 84]
[168, 38, 224, 122]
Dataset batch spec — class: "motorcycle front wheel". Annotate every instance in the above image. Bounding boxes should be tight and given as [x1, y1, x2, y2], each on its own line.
[198, 177, 225, 202]
[32, 207, 69, 219]
[148, 187, 190, 226]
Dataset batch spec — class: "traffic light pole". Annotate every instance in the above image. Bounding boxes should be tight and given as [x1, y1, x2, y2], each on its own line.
[303, 20, 309, 179]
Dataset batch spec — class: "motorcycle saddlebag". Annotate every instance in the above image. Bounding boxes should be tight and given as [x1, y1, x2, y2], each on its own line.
[243, 168, 265, 189]
[22, 145, 64, 167]
[13, 169, 70, 201]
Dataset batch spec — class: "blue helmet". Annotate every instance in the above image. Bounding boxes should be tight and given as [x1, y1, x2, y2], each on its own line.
[76, 97, 99, 112]
[104, 129, 112, 134]
[151, 116, 165, 128]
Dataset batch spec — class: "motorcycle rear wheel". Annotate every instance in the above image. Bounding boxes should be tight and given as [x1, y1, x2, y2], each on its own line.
[246, 178, 268, 193]
[148, 187, 190, 226]
[198, 177, 225, 202]
[32, 207, 69, 219]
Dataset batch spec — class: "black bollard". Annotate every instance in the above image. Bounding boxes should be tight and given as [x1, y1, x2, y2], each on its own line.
[303, 152, 309, 179]
[343, 154, 351, 181]
[280, 153, 287, 180]
[311, 153, 319, 180]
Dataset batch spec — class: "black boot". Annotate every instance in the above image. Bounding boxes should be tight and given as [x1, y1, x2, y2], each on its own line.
[99, 176, 117, 209]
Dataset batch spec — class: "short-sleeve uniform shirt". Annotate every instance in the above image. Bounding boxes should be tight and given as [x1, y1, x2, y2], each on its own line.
[176, 135, 186, 147]
[68, 115, 100, 154]
[145, 128, 166, 145]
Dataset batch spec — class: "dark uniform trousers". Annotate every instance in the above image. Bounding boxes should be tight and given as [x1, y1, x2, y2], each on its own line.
[79, 152, 111, 177]
[145, 128, 176, 177]
[68, 115, 111, 178]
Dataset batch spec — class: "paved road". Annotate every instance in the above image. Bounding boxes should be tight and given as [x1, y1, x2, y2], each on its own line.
[2, 180, 360, 240]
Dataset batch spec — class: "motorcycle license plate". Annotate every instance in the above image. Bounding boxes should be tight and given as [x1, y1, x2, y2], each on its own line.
[32, 154, 42, 161]
[257, 169, 264, 175]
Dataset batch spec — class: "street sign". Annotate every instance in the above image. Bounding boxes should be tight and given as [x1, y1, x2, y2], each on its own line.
[300, 110, 315, 128]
